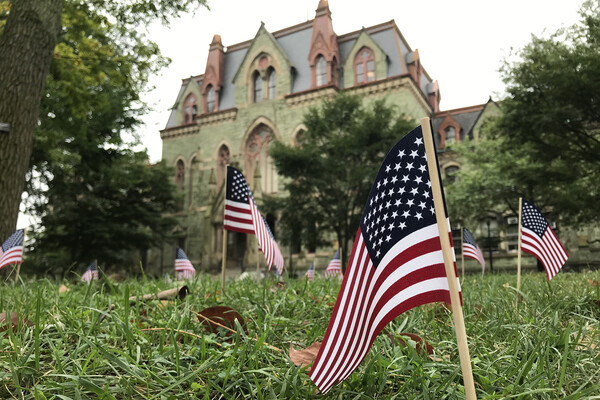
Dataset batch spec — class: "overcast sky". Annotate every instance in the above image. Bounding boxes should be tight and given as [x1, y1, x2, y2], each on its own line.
[140, 0, 582, 162]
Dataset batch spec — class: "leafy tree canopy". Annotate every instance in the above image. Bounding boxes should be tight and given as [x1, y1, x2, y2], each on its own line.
[19, 0, 209, 272]
[269, 94, 415, 271]
[447, 0, 600, 226]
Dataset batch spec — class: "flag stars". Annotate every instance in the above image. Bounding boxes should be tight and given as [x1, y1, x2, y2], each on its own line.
[406, 162, 414, 171]
[398, 150, 405, 158]
[409, 149, 419, 158]
[415, 137, 423, 145]
[415, 212, 423, 220]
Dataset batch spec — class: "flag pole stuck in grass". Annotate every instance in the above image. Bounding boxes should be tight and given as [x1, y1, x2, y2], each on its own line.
[221, 164, 229, 292]
[308, 118, 476, 398]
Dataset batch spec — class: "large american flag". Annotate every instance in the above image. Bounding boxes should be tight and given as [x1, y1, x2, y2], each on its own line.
[520, 199, 568, 280]
[324, 248, 342, 278]
[224, 166, 284, 274]
[309, 125, 459, 393]
[463, 227, 485, 273]
[175, 248, 196, 279]
[0, 229, 24, 270]
[81, 260, 99, 283]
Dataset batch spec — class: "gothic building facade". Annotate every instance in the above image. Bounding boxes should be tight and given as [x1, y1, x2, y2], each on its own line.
[154, 0, 514, 274]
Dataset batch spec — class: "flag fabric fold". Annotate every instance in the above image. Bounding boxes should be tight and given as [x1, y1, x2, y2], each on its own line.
[175, 248, 197, 279]
[224, 166, 284, 274]
[81, 260, 99, 283]
[324, 248, 342, 278]
[309, 124, 459, 393]
[0, 229, 24, 270]
[463, 227, 485, 273]
[520, 199, 568, 280]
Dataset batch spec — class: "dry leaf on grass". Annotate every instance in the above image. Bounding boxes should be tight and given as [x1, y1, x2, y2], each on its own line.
[58, 284, 70, 293]
[393, 333, 435, 356]
[197, 306, 247, 338]
[0, 312, 33, 332]
[289, 341, 321, 370]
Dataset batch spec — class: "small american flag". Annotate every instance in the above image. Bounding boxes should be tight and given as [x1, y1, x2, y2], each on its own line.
[0, 229, 24, 270]
[175, 248, 196, 279]
[81, 260, 99, 283]
[305, 262, 315, 281]
[463, 228, 485, 273]
[309, 124, 459, 393]
[224, 166, 284, 274]
[520, 199, 568, 280]
[324, 248, 342, 278]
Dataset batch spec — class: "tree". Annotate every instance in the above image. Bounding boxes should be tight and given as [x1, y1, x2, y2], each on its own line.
[269, 94, 415, 271]
[0, 0, 63, 242]
[447, 0, 600, 226]
[0, 0, 207, 241]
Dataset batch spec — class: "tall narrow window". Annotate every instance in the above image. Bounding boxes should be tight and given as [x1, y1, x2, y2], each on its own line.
[175, 159, 185, 211]
[316, 55, 327, 86]
[206, 85, 215, 112]
[267, 68, 276, 99]
[183, 94, 197, 124]
[253, 71, 262, 102]
[355, 47, 375, 84]
[445, 126, 457, 146]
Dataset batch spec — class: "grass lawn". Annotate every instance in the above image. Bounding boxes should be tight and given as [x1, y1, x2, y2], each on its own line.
[1, 269, 599, 399]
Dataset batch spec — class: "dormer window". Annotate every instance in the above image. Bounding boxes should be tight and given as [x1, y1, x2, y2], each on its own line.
[267, 68, 276, 99]
[316, 55, 327, 86]
[184, 94, 198, 123]
[355, 47, 375, 84]
[206, 85, 216, 113]
[253, 71, 262, 102]
[445, 126, 457, 145]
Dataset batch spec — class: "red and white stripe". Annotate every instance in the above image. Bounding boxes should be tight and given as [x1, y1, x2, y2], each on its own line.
[521, 225, 568, 280]
[0, 246, 23, 270]
[309, 223, 458, 393]
[224, 199, 254, 234]
[175, 259, 196, 279]
[463, 243, 485, 272]
[324, 260, 342, 278]
[248, 196, 284, 274]
[81, 269, 99, 283]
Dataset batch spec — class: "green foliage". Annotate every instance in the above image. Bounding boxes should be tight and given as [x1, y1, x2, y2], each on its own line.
[449, 0, 600, 225]
[269, 94, 415, 269]
[1, 271, 599, 398]
[23, 0, 211, 270]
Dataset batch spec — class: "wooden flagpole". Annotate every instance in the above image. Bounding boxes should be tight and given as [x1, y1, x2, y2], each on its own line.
[460, 226, 465, 281]
[421, 117, 476, 400]
[221, 165, 229, 293]
[516, 197, 523, 293]
[14, 228, 26, 282]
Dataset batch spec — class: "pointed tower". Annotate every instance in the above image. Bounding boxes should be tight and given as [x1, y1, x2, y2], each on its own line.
[202, 34, 225, 113]
[308, 0, 340, 88]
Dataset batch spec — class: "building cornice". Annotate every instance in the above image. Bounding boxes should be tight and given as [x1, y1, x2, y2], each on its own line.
[160, 108, 238, 139]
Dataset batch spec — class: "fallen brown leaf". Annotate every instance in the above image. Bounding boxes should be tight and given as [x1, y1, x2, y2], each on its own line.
[0, 312, 33, 332]
[197, 306, 247, 338]
[393, 332, 435, 355]
[289, 341, 321, 370]
[58, 284, 70, 293]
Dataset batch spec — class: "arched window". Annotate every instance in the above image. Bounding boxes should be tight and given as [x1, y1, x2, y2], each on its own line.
[245, 125, 277, 194]
[355, 47, 375, 84]
[445, 126, 457, 146]
[253, 71, 262, 102]
[267, 68, 276, 99]
[189, 156, 197, 207]
[175, 159, 185, 190]
[206, 85, 216, 113]
[316, 55, 327, 86]
[183, 94, 197, 124]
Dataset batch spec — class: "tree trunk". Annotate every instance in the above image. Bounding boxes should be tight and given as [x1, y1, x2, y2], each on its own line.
[0, 0, 63, 240]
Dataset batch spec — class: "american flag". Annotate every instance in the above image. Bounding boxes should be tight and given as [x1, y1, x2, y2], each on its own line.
[81, 260, 99, 283]
[463, 228, 485, 273]
[309, 125, 459, 393]
[520, 199, 568, 280]
[224, 166, 284, 274]
[175, 248, 196, 279]
[305, 262, 315, 281]
[324, 248, 342, 278]
[0, 229, 24, 270]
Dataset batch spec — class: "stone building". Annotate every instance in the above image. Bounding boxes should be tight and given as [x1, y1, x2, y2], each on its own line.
[154, 0, 516, 275]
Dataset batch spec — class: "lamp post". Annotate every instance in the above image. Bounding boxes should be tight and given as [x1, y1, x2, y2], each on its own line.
[486, 218, 494, 273]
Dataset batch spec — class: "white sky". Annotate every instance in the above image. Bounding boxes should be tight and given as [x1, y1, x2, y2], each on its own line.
[137, 0, 584, 163]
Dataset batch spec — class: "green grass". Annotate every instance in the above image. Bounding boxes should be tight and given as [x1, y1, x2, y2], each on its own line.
[1, 270, 600, 399]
